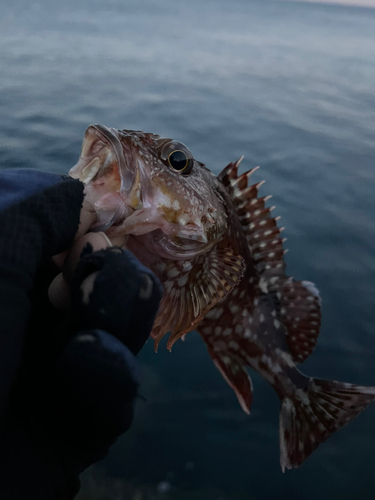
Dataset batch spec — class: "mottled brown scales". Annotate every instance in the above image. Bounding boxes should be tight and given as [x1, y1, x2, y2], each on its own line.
[70, 124, 375, 472]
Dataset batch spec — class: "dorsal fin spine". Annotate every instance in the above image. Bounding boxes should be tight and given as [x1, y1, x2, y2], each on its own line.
[230, 166, 259, 190]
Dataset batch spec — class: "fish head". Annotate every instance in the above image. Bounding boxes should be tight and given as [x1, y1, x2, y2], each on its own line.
[70, 124, 246, 350]
[69, 124, 227, 259]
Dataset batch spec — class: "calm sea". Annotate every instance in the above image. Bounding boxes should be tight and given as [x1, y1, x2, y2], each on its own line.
[1, 0, 375, 498]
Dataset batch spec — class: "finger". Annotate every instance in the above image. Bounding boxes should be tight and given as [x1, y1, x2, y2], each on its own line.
[63, 232, 112, 284]
[75, 200, 97, 240]
[52, 250, 68, 270]
[49, 232, 112, 311]
[48, 272, 72, 312]
[107, 234, 129, 247]
[52, 199, 97, 269]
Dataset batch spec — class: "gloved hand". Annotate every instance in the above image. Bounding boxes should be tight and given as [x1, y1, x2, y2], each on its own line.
[0, 169, 162, 500]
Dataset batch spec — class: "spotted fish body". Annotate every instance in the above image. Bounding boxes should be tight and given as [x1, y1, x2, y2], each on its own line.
[70, 124, 375, 471]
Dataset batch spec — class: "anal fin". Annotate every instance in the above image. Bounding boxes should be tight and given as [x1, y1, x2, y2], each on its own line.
[208, 348, 253, 414]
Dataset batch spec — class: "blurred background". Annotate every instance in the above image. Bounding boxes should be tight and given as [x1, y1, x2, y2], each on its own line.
[1, 0, 375, 498]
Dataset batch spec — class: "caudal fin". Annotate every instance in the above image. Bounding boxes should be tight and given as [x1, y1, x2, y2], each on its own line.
[279, 379, 375, 471]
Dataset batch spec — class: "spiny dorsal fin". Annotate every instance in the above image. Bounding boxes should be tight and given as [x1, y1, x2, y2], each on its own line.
[219, 159, 286, 280]
[151, 248, 245, 351]
[218, 159, 322, 363]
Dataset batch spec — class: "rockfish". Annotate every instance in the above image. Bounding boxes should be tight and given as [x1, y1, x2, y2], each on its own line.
[69, 124, 375, 471]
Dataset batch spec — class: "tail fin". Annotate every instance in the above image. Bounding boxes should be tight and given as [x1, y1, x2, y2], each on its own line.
[279, 379, 375, 471]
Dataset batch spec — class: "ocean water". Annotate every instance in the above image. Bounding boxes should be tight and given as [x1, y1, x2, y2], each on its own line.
[1, 0, 375, 498]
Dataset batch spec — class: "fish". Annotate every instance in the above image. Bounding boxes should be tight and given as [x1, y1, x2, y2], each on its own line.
[69, 123, 375, 471]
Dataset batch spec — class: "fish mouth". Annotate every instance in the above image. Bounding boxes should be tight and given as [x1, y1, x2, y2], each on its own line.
[70, 124, 144, 236]
[69, 124, 126, 187]
[70, 123, 145, 227]
[70, 124, 144, 212]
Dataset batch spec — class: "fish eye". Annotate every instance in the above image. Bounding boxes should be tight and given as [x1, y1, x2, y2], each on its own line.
[168, 150, 188, 171]
[158, 140, 194, 176]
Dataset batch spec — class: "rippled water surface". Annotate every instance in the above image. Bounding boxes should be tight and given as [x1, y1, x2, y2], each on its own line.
[1, 1, 375, 498]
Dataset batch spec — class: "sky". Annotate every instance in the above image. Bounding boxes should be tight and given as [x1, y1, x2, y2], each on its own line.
[285, 0, 375, 7]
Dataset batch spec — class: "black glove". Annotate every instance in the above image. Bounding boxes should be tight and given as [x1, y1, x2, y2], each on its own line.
[0, 169, 162, 500]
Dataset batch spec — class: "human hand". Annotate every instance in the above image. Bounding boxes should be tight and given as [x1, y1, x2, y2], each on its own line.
[0, 169, 162, 499]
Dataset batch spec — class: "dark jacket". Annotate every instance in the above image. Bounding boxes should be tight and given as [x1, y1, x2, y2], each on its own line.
[0, 169, 161, 499]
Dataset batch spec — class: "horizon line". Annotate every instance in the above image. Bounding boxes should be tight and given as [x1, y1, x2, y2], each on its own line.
[278, 0, 375, 8]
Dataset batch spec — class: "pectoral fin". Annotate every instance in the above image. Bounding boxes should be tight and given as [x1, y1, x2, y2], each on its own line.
[152, 248, 245, 351]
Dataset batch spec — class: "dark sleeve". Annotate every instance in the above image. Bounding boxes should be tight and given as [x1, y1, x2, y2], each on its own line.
[0, 169, 84, 419]
[0, 169, 85, 499]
